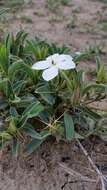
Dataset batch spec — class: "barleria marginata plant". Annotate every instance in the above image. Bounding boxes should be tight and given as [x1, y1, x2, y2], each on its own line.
[0, 31, 107, 155]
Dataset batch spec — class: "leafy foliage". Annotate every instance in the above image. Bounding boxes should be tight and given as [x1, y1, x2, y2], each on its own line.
[0, 8, 9, 16]
[0, 31, 107, 155]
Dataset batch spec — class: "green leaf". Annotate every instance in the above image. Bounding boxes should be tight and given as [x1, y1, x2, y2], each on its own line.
[36, 85, 55, 105]
[95, 57, 107, 83]
[7, 118, 17, 135]
[64, 112, 75, 141]
[14, 94, 37, 108]
[0, 132, 12, 140]
[27, 40, 48, 60]
[14, 31, 28, 56]
[0, 45, 8, 74]
[24, 128, 42, 140]
[25, 139, 43, 154]
[8, 60, 35, 81]
[82, 84, 106, 96]
[0, 8, 9, 16]
[20, 102, 44, 128]
[0, 97, 8, 110]
[12, 139, 19, 155]
[10, 107, 18, 117]
[78, 106, 101, 121]
[4, 33, 13, 54]
[0, 79, 14, 99]
[22, 102, 44, 119]
[40, 129, 50, 138]
[13, 80, 27, 95]
[39, 111, 50, 123]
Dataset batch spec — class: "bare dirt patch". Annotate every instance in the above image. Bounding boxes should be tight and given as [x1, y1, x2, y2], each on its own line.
[2, 0, 107, 51]
[0, 139, 107, 190]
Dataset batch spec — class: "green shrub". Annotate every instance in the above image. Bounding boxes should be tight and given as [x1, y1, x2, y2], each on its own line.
[0, 31, 107, 155]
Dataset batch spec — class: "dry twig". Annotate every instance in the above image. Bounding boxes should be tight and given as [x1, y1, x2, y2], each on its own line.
[59, 163, 96, 183]
[77, 139, 107, 190]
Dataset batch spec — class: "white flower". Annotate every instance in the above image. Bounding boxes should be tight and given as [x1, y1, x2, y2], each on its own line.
[32, 53, 75, 81]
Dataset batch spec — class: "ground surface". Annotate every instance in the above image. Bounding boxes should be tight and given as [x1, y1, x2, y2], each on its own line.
[0, 0, 107, 189]
[0, 139, 107, 190]
[1, 0, 107, 52]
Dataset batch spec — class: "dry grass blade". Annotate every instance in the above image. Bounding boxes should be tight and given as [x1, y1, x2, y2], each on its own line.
[59, 162, 96, 182]
[77, 139, 107, 190]
[103, 176, 107, 183]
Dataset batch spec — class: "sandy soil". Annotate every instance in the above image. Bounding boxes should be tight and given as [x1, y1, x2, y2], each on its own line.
[0, 0, 107, 189]
[2, 0, 107, 52]
[0, 139, 107, 190]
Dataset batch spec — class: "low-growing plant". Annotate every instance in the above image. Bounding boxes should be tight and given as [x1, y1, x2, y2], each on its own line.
[66, 15, 77, 30]
[46, 0, 60, 13]
[0, 8, 9, 16]
[0, 31, 107, 155]
[20, 16, 33, 23]
[60, 0, 71, 6]
[46, 0, 71, 13]
[96, 56, 107, 83]
[0, 0, 25, 13]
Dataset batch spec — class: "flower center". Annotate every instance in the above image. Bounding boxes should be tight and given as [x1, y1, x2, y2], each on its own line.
[52, 60, 57, 66]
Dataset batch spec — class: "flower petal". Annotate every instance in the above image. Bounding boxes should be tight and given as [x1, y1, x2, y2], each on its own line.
[32, 60, 51, 70]
[42, 66, 58, 81]
[46, 53, 59, 63]
[57, 55, 75, 70]
[59, 54, 73, 60]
